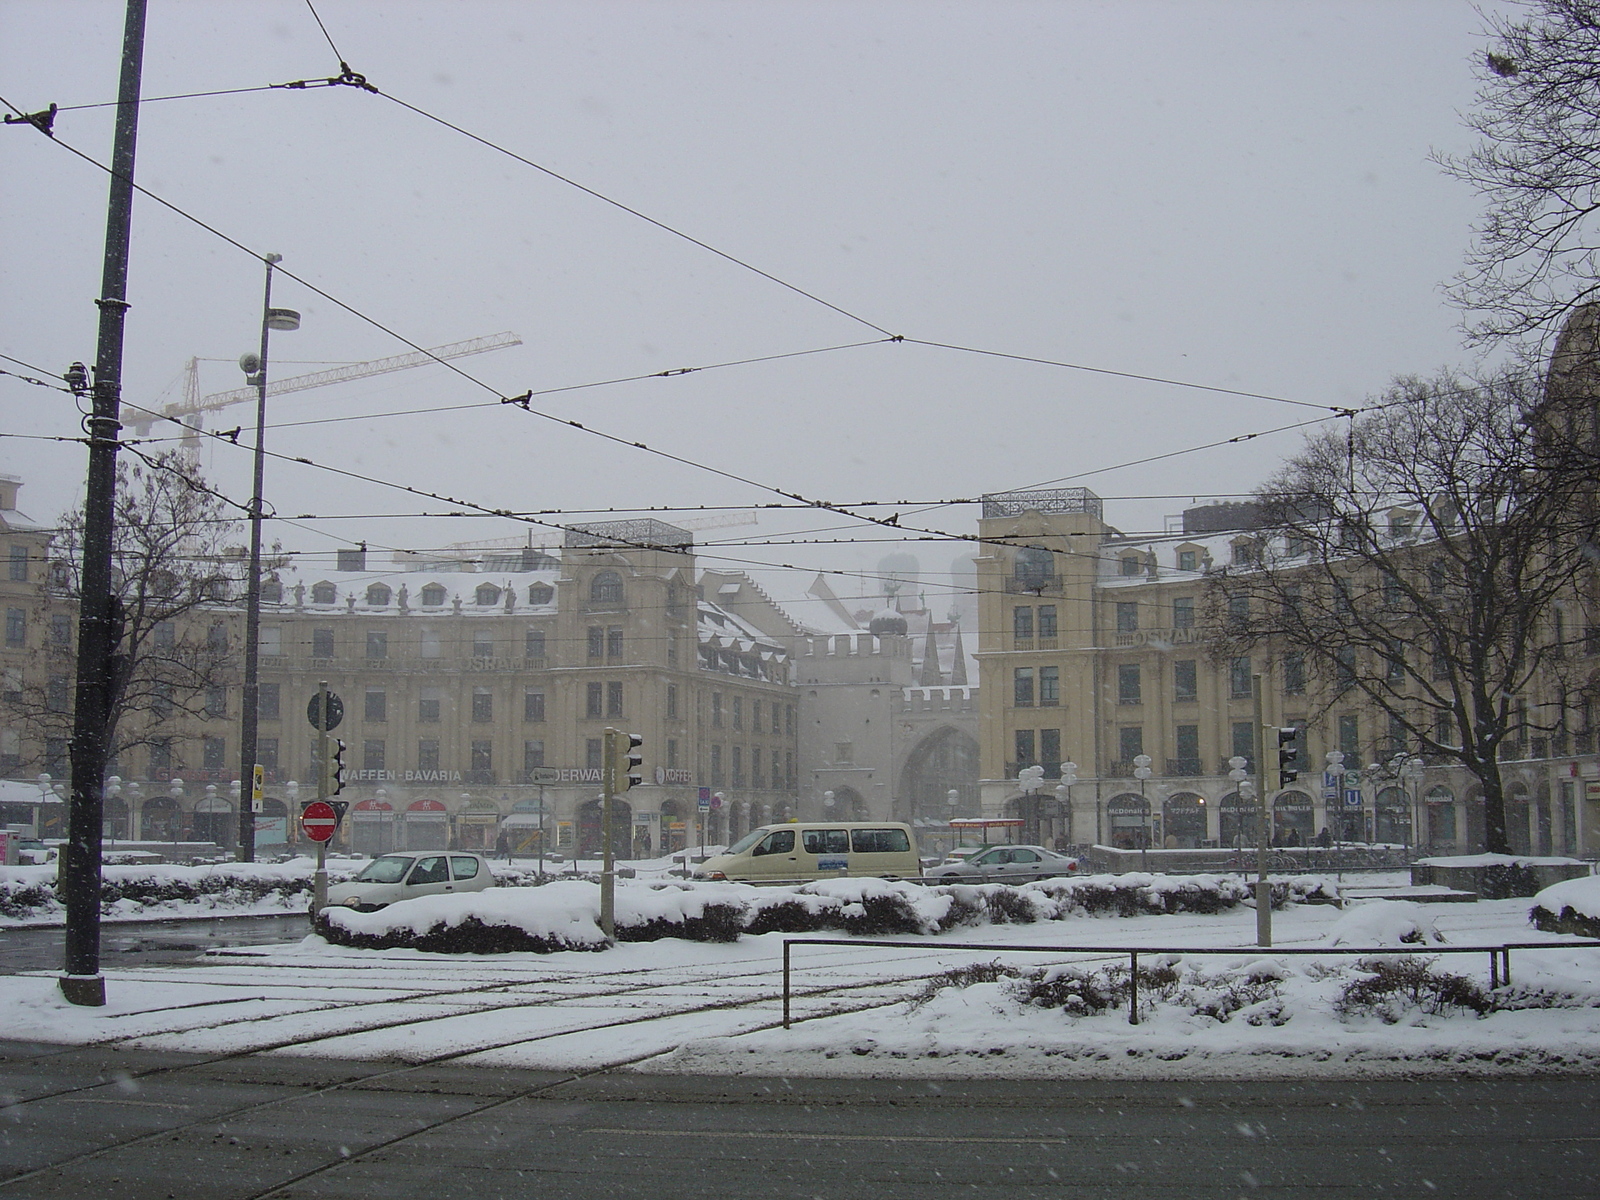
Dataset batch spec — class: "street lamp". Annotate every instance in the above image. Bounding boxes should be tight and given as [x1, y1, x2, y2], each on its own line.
[947, 788, 960, 854]
[237, 253, 299, 863]
[1228, 756, 1250, 852]
[1016, 763, 1045, 845]
[1402, 755, 1425, 857]
[1132, 754, 1153, 861]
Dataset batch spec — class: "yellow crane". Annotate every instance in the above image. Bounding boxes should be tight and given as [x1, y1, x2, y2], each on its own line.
[127, 331, 523, 446]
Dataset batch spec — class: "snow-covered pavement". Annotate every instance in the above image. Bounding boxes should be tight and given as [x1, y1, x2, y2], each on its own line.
[4, 882, 1599, 1080]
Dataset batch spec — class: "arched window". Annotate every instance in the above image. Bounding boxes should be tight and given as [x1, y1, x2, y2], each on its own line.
[1013, 548, 1053, 589]
[527, 583, 554, 605]
[420, 583, 446, 607]
[475, 583, 501, 606]
[365, 583, 391, 607]
[590, 571, 624, 605]
[311, 581, 337, 605]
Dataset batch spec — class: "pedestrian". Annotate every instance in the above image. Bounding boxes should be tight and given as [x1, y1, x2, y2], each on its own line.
[495, 830, 510, 862]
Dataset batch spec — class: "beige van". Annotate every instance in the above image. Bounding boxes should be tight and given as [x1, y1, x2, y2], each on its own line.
[694, 821, 920, 883]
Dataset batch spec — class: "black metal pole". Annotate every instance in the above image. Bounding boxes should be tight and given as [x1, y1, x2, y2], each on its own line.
[236, 255, 278, 863]
[61, 0, 148, 1007]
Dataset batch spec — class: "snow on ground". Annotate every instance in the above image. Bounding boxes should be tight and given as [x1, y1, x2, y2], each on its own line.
[4, 880, 1600, 1079]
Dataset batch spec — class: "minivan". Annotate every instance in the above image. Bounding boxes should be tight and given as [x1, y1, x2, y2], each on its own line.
[694, 821, 920, 883]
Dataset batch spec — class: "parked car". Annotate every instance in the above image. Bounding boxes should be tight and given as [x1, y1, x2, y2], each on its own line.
[17, 838, 57, 865]
[695, 822, 920, 882]
[924, 844, 1079, 884]
[325, 852, 496, 912]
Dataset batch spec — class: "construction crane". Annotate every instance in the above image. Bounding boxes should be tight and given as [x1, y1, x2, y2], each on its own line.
[126, 331, 523, 444]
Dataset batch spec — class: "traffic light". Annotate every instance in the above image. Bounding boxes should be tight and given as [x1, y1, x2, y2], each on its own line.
[325, 738, 347, 795]
[614, 730, 643, 792]
[1276, 727, 1301, 787]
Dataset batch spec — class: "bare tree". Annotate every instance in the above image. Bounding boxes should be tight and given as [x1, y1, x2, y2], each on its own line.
[17, 451, 255, 778]
[1439, 0, 1600, 347]
[1209, 370, 1595, 855]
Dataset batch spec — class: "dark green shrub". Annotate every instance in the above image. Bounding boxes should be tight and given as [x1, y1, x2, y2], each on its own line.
[743, 898, 833, 935]
[837, 890, 927, 936]
[983, 888, 1040, 924]
[1478, 862, 1542, 899]
[1530, 903, 1600, 939]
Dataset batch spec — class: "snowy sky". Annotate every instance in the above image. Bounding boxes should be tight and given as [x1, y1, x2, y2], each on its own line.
[0, 0, 1512, 617]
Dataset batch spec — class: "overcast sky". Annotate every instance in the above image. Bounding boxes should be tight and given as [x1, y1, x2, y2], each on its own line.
[1, 0, 1512, 617]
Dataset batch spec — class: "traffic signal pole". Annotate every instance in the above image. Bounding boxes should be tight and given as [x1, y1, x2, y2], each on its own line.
[313, 679, 331, 915]
[1253, 674, 1271, 948]
[600, 729, 617, 940]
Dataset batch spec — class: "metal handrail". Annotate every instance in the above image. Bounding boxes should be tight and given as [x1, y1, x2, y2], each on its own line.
[779, 937, 1600, 1028]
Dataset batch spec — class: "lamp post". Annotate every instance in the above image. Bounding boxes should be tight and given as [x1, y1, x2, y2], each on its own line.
[102, 777, 120, 844]
[1057, 761, 1078, 850]
[946, 788, 959, 854]
[1132, 754, 1153, 864]
[1402, 755, 1425, 858]
[236, 253, 299, 864]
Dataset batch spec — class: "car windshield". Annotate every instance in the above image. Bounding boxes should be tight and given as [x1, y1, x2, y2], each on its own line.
[354, 855, 413, 883]
[725, 828, 770, 856]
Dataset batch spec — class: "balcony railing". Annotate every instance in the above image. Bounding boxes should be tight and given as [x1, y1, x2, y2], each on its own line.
[1005, 761, 1064, 780]
[1166, 758, 1202, 777]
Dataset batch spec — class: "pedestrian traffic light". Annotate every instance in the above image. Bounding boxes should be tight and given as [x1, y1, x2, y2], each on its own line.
[326, 738, 347, 796]
[613, 730, 643, 792]
[1277, 727, 1301, 787]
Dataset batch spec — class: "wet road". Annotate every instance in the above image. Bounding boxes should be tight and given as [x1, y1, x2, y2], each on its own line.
[0, 914, 311, 974]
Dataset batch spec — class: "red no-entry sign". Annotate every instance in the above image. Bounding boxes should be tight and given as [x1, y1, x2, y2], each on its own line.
[301, 801, 338, 843]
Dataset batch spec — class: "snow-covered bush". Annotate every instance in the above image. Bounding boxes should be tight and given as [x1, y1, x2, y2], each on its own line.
[1530, 875, 1600, 939]
[1333, 956, 1491, 1021]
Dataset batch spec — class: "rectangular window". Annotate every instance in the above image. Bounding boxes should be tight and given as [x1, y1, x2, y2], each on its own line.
[420, 628, 441, 659]
[419, 688, 441, 723]
[1433, 710, 1453, 747]
[50, 613, 71, 646]
[154, 620, 174, 649]
[205, 685, 226, 718]
[8, 545, 26, 581]
[259, 625, 281, 656]
[1338, 714, 1360, 760]
[473, 631, 494, 658]
[753, 700, 763, 732]
[1015, 729, 1036, 767]
[366, 630, 387, 659]
[1118, 726, 1143, 764]
[588, 626, 604, 659]
[1174, 659, 1197, 703]
[712, 693, 723, 727]
[1037, 605, 1057, 639]
[472, 687, 493, 723]
[786, 705, 795, 737]
[1283, 653, 1306, 695]
[606, 626, 623, 657]
[667, 738, 678, 769]
[710, 744, 724, 785]
[363, 739, 385, 771]
[148, 738, 171, 773]
[417, 739, 439, 772]
[365, 687, 387, 722]
[47, 675, 68, 712]
[1172, 597, 1194, 629]
[1116, 602, 1139, 633]
[152, 681, 173, 720]
[1178, 549, 1198, 572]
[732, 696, 743, 730]
[1336, 646, 1357, 688]
[1229, 656, 1252, 699]
[586, 682, 603, 719]
[1232, 721, 1256, 769]
[1013, 606, 1033, 639]
[1040, 727, 1061, 768]
[207, 622, 227, 651]
[471, 740, 493, 778]
[751, 747, 764, 789]
[258, 682, 280, 720]
[732, 746, 744, 788]
[1386, 646, 1405, 682]
[524, 688, 545, 722]
[1039, 665, 1059, 706]
[666, 684, 678, 720]
[203, 736, 226, 770]
[257, 737, 278, 773]
[6, 608, 24, 647]
[1117, 663, 1141, 705]
[525, 628, 545, 659]
[312, 628, 334, 658]
[523, 740, 545, 773]
[835, 741, 854, 764]
[1227, 595, 1249, 631]
[1013, 667, 1035, 707]
[606, 680, 623, 718]
[1386, 715, 1408, 758]
[1175, 724, 1200, 771]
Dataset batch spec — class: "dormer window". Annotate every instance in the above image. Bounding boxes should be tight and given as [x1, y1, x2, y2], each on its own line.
[259, 580, 283, 603]
[590, 571, 624, 605]
[1119, 554, 1142, 577]
[366, 584, 391, 607]
[527, 583, 554, 605]
[420, 583, 446, 607]
[1177, 549, 1198, 572]
[475, 584, 501, 606]
[1230, 538, 1258, 566]
[1388, 509, 1418, 540]
[311, 581, 337, 605]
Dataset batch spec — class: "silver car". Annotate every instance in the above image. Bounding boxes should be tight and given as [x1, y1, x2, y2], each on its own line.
[926, 844, 1080, 884]
[326, 852, 495, 912]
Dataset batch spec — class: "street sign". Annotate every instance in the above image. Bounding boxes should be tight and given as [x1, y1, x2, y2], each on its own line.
[697, 786, 711, 812]
[528, 767, 562, 784]
[301, 800, 338, 842]
[306, 693, 344, 731]
[709, 793, 723, 810]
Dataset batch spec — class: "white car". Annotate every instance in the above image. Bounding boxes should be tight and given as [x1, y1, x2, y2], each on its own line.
[925, 844, 1081, 885]
[326, 852, 495, 912]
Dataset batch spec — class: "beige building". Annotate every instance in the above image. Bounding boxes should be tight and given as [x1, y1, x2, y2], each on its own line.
[975, 487, 1600, 857]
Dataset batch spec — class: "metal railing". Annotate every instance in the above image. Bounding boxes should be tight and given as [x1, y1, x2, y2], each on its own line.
[780, 936, 1600, 1029]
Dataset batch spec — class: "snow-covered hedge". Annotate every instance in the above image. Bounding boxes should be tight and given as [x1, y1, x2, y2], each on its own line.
[0, 859, 355, 923]
[313, 872, 1344, 955]
[1531, 875, 1600, 939]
